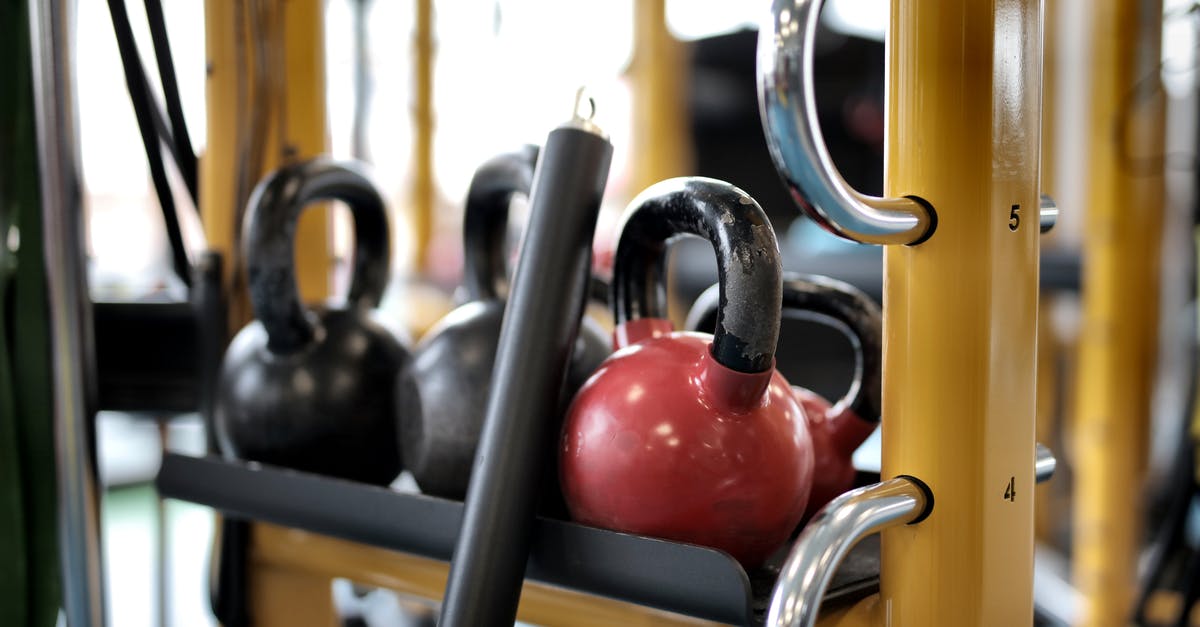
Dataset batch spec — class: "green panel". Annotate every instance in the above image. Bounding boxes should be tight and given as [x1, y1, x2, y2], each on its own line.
[1, 1, 62, 625]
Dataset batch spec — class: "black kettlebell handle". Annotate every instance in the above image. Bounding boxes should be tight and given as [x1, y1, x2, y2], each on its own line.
[685, 273, 882, 422]
[611, 177, 783, 374]
[462, 145, 540, 301]
[243, 158, 390, 353]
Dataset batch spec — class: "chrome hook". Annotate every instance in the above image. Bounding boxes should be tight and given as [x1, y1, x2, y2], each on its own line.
[758, 0, 936, 246]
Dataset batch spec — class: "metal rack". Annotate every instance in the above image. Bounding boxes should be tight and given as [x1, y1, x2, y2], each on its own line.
[156, 453, 883, 626]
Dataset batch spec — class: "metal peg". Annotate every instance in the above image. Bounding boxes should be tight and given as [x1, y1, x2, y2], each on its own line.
[1035, 442, 1056, 483]
[1039, 194, 1058, 233]
[767, 477, 932, 627]
[758, 0, 935, 246]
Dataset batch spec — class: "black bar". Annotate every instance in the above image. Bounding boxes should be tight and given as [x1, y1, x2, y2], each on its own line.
[439, 118, 613, 626]
[105, 0, 191, 287]
[93, 301, 198, 412]
[143, 0, 198, 206]
[91, 253, 224, 414]
[155, 454, 752, 624]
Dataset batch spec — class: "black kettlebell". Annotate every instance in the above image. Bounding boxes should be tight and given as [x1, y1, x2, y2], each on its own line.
[215, 158, 409, 485]
[397, 146, 610, 499]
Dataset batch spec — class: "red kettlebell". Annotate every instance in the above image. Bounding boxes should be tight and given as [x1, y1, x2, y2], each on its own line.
[560, 177, 810, 569]
[686, 273, 882, 523]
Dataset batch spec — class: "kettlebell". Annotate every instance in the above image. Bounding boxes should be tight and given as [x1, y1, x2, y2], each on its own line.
[398, 146, 610, 499]
[686, 273, 882, 523]
[560, 176, 812, 569]
[215, 158, 408, 485]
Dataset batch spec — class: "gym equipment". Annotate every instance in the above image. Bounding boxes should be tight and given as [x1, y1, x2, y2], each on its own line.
[1072, 1, 1167, 623]
[202, 0, 333, 333]
[105, 0, 193, 286]
[561, 176, 812, 569]
[202, 5, 334, 624]
[767, 477, 932, 627]
[398, 145, 609, 499]
[214, 158, 407, 485]
[438, 94, 613, 627]
[759, 0, 1045, 622]
[686, 273, 882, 521]
[29, 0, 106, 623]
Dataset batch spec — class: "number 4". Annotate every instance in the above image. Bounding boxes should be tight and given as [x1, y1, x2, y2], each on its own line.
[1003, 476, 1016, 502]
[1009, 205, 1020, 232]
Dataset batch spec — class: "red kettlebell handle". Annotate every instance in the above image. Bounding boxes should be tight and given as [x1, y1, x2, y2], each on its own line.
[610, 177, 783, 374]
[461, 145, 539, 301]
[685, 273, 882, 422]
[243, 158, 390, 353]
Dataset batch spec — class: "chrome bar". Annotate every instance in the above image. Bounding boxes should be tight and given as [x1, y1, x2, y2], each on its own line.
[1036, 442, 1057, 483]
[758, 0, 935, 246]
[28, 0, 107, 625]
[767, 477, 931, 627]
[1040, 194, 1058, 233]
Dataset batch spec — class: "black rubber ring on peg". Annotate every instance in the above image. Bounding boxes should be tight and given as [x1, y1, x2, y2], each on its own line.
[685, 273, 882, 422]
[243, 158, 390, 353]
[611, 177, 783, 374]
[461, 145, 540, 301]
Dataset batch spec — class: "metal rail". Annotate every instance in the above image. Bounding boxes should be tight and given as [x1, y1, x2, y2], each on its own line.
[28, 0, 106, 624]
[767, 477, 931, 627]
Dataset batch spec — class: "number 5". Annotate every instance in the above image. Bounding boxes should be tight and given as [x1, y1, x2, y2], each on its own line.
[1008, 205, 1020, 231]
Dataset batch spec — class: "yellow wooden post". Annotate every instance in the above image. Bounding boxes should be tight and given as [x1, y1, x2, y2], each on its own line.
[246, 523, 721, 627]
[1035, 305, 1060, 542]
[1072, 1, 1166, 624]
[1035, 0, 1060, 545]
[876, 0, 1044, 624]
[628, 0, 690, 193]
[629, 0, 691, 325]
[410, 0, 434, 272]
[201, 0, 241, 325]
[273, 0, 331, 303]
[202, 0, 331, 331]
[202, 3, 333, 621]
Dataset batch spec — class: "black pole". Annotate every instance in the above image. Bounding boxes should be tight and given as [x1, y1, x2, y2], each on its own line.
[105, 0, 192, 287]
[143, 0, 198, 207]
[438, 99, 613, 626]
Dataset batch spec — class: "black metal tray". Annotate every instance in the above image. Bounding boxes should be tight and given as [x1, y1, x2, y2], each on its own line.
[157, 454, 879, 625]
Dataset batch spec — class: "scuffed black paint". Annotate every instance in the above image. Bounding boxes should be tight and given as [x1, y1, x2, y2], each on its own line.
[686, 273, 883, 422]
[611, 177, 783, 373]
[241, 158, 390, 353]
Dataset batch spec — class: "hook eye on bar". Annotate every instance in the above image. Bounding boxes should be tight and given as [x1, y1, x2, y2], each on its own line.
[759, 0, 1060, 245]
[757, 0, 935, 246]
[1039, 194, 1058, 234]
[767, 476, 932, 627]
[1036, 442, 1056, 483]
[769, 446, 1053, 627]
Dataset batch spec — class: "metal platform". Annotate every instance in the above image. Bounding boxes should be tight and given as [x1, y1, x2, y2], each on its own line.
[157, 453, 882, 625]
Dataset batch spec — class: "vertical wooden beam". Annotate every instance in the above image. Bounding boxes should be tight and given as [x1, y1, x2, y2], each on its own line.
[1072, 1, 1166, 624]
[202, 0, 330, 331]
[879, 0, 1043, 624]
[410, 0, 434, 272]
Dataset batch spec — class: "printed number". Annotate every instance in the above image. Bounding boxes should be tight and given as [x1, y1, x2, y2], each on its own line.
[1008, 205, 1020, 232]
[1003, 476, 1016, 502]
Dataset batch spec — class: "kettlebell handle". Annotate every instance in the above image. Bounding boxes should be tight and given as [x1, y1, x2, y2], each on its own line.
[611, 177, 783, 374]
[686, 274, 882, 422]
[462, 145, 540, 301]
[243, 158, 390, 353]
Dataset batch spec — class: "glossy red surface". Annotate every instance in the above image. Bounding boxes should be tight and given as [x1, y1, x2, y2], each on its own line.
[560, 322, 814, 568]
[793, 388, 878, 524]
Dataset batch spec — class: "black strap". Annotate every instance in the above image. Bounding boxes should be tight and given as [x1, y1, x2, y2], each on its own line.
[105, 0, 192, 287]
